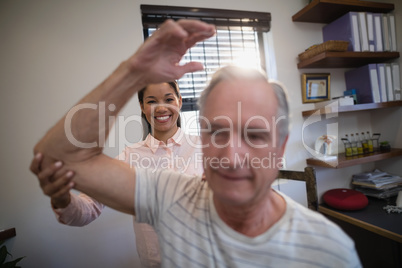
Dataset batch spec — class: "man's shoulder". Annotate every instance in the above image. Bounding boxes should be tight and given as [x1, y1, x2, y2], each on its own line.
[284, 195, 326, 221]
[282, 194, 353, 242]
[281, 194, 343, 231]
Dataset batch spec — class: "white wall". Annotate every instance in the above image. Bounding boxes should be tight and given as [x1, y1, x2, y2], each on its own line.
[0, 0, 400, 267]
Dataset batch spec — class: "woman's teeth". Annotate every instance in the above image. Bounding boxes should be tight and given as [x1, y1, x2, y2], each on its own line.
[156, 115, 170, 121]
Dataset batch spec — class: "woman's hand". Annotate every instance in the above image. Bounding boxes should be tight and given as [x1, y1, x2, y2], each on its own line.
[30, 154, 75, 209]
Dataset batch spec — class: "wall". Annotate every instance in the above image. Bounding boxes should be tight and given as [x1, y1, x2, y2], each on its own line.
[0, 0, 400, 267]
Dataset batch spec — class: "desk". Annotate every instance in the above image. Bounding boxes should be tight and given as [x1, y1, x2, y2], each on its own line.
[319, 196, 402, 268]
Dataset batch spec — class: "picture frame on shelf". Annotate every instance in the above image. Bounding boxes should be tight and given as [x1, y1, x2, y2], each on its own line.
[302, 73, 330, 103]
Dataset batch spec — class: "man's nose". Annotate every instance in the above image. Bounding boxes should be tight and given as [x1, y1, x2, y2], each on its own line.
[220, 135, 247, 168]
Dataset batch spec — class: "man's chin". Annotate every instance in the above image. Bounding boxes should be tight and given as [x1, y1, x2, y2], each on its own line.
[212, 185, 252, 205]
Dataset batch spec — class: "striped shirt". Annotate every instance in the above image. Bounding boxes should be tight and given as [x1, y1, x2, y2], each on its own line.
[135, 168, 362, 268]
[54, 128, 203, 267]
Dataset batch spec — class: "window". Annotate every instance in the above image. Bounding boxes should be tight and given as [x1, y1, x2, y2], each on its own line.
[141, 5, 274, 134]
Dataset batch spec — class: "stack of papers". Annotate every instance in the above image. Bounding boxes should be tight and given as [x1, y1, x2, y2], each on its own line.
[352, 169, 402, 199]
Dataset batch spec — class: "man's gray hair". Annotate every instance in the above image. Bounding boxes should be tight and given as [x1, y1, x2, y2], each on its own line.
[197, 66, 290, 146]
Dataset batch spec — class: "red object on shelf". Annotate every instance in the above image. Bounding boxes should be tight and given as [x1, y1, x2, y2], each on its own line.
[323, 188, 368, 210]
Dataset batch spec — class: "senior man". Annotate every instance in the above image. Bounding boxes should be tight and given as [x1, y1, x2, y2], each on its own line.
[31, 19, 361, 267]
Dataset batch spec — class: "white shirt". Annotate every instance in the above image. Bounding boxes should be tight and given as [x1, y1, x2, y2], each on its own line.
[136, 168, 362, 268]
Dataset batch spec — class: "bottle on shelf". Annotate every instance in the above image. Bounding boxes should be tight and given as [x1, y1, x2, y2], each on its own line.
[342, 136, 352, 157]
[366, 131, 374, 153]
[372, 133, 381, 151]
[355, 133, 363, 155]
[361, 132, 369, 154]
[350, 133, 358, 156]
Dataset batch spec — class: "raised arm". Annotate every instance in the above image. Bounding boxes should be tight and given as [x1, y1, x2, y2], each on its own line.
[31, 19, 215, 215]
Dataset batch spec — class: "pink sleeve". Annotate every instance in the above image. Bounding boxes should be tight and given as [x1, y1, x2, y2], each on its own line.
[50, 149, 127, 226]
[52, 193, 105, 226]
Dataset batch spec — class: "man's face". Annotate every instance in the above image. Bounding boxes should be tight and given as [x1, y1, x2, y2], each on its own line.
[200, 79, 287, 207]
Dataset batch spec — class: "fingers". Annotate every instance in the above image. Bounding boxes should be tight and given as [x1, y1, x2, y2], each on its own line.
[177, 19, 216, 38]
[37, 161, 63, 187]
[49, 171, 75, 199]
[158, 20, 214, 78]
[36, 161, 75, 198]
[170, 20, 215, 76]
[49, 170, 75, 209]
[174, 62, 205, 78]
[155, 19, 215, 49]
[157, 19, 188, 39]
[178, 20, 216, 47]
[30, 153, 43, 175]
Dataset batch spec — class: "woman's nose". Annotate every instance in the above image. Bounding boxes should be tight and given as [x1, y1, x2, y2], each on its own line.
[154, 105, 168, 113]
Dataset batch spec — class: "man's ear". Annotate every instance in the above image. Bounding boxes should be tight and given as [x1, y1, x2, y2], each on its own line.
[278, 135, 289, 157]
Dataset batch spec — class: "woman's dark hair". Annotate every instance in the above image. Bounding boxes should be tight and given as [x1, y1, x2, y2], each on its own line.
[138, 81, 181, 139]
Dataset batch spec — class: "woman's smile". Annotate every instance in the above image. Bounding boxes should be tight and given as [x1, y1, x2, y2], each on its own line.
[155, 114, 171, 123]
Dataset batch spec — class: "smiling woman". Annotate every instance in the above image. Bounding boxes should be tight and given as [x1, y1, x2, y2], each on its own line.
[138, 82, 182, 143]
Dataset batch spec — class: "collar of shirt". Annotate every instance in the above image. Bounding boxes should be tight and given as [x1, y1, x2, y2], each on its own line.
[144, 127, 184, 154]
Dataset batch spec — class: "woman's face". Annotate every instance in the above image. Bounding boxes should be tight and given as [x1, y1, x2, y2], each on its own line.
[140, 83, 182, 137]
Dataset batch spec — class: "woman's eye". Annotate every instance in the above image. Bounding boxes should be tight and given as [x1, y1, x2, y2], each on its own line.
[147, 100, 156, 104]
[166, 98, 174, 102]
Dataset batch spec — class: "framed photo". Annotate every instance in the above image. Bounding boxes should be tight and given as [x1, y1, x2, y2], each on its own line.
[301, 73, 330, 103]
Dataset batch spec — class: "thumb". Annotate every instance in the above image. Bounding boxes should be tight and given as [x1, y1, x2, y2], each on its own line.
[177, 62, 204, 76]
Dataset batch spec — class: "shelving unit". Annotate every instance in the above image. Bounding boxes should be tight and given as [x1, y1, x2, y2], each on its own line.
[295, 3, 402, 265]
[293, 0, 401, 169]
[292, 0, 394, 23]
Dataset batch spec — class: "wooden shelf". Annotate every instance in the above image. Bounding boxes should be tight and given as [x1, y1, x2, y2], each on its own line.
[298, 51, 400, 69]
[302, 101, 402, 117]
[306, 149, 402, 168]
[0, 228, 16, 241]
[292, 0, 394, 23]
